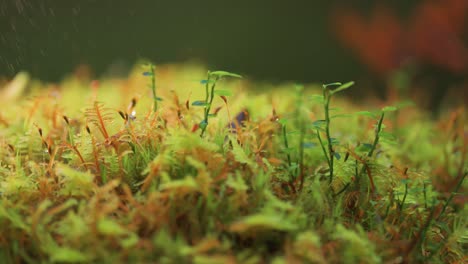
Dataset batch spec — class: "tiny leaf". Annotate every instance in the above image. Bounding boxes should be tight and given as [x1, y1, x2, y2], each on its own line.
[311, 120, 326, 130]
[287, 130, 299, 135]
[192, 100, 208, 106]
[395, 100, 415, 109]
[209, 71, 242, 78]
[199, 120, 208, 130]
[142, 71, 153, 76]
[302, 142, 316, 148]
[333, 152, 341, 160]
[330, 81, 354, 95]
[380, 132, 396, 141]
[322, 82, 342, 89]
[213, 89, 233, 96]
[355, 111, 377, 118]
[355, 143, 373, 153]
[382, 106, 398, 112]
[200, 79, 216, 85]
[331, 114, 351, 119]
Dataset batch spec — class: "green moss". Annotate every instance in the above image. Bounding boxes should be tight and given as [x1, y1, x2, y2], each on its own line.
[0, 63, 465, 263]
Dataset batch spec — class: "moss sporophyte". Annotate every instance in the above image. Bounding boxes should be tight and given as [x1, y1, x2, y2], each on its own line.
[192, 70, 242, 137]
[0, 64, 465, 263]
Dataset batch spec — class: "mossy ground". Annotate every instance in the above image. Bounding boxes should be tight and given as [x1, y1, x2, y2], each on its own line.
[0, 63, 466, 263]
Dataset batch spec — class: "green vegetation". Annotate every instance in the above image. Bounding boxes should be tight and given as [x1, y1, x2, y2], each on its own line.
[0, 63, 466, 263]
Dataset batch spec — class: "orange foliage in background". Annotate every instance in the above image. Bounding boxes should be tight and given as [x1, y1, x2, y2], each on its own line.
[331, 0, 468, 76]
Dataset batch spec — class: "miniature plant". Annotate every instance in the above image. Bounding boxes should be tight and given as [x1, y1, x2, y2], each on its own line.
[313, 81, 354, 185]
[142, 62, 160, 112]
[278, 118, 295, 192]
[192, 70, 242, 137]
[346, 106, 396, 196]
[275, 85, 312, 194]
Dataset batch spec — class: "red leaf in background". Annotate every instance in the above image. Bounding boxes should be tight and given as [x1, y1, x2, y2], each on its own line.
[408, 0, 468, 73]
[331, 0, 468, 75]
[331, 4, 405, 76]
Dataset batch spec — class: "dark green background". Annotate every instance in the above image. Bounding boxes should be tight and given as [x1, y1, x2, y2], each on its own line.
[1, 0, 418, 83]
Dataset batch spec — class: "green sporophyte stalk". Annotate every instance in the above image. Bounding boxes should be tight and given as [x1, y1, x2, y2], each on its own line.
[194, 70, 242, 137]
[317, 81, 354, 186]
[142, 62, 158, 112]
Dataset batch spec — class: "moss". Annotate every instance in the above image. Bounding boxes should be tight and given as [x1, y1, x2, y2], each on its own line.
[0, 63, 465, 263]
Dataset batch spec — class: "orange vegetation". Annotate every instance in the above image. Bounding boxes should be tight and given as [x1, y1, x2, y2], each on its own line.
[331, 0, 468, 76]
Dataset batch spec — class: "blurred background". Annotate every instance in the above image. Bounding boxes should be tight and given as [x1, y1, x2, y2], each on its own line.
[1, 0, 467, 108]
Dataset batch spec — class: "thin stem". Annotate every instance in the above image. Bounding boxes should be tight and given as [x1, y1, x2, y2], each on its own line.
[355, 112, 384, 194]
[282, 124, 296, 193]
[298, 121, 305, 191]
[317, 129, 330, 166]
[317, 129, 331, 168]
[367, 112, 384, 158]
[282, 125, 293, 175]
[398, 181, 408, 218]
[423, 181, 428, 209]
[204, 73, 210, 105]
[200, 75, 219, 138]
[204, 76, 219, 119]
[295, 86, 306, 191]
[150, 64, 157, 112]
[334, 182, 350, 196]
[323, 89, 334, 184]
